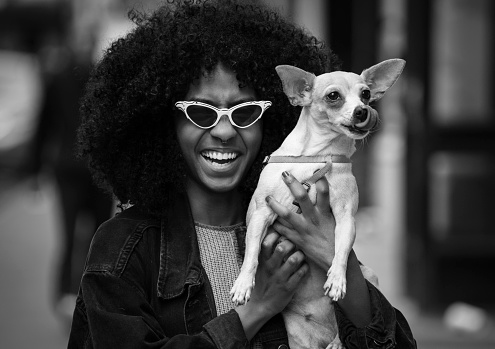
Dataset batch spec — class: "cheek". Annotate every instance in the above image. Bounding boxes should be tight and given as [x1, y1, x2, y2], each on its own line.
[243, 122, 263, 155]
[175, 117, 201, 157]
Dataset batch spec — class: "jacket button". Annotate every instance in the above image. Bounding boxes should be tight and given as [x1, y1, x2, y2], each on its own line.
[277, 345, 289, 349]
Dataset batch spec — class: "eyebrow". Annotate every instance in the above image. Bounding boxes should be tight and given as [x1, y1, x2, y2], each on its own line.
[192, 97, 257, 108]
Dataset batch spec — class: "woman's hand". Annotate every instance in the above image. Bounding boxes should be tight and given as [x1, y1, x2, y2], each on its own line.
[236, 230, 308, 340]
[265, 171, 372, 327]
[266, 171, 336, 270]
[250, 230, 308, 314]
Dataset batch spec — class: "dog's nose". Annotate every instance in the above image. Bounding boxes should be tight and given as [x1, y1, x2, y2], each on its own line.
[353, 106, 368, 123]
[353, 105, 378, 131]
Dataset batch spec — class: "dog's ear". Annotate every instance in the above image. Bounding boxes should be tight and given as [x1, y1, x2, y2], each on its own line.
[361, 59, 406, 102]
[275, 65, 315, 107]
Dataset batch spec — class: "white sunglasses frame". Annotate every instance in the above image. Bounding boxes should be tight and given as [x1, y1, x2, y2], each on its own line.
[175, 100, 272, 129]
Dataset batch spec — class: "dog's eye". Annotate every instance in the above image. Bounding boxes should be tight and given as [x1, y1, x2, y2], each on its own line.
[327, 92, 341, 101]
[361, 90, 371, 100]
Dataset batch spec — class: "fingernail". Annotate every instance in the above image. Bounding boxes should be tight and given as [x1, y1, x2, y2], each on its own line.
[282, 171, 293, 183]
[265, 195, 272, 203]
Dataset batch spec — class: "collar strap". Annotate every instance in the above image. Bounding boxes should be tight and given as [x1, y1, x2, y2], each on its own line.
[263, 154, 350, 165]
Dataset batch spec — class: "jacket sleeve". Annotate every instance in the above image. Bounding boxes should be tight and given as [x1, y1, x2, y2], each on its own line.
[334, 280, 417, 349]
[68, 271, 250, 349]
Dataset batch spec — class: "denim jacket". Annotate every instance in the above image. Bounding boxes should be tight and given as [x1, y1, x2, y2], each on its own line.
[68, 192, 416, 349]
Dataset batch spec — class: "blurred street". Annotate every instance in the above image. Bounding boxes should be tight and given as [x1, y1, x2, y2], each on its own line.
[1, 176, 495, 349]
[0, 176, 70, 349]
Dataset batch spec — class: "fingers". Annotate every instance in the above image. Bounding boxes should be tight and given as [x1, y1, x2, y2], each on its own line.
[271, 239, 296, 266]
[285, 253, 309, 289]
[278, 171, 332, 218]
[272, 221, 300, 245]
[266, 195, 299, 225]
[276, 216, 294, 230]
[260, 230, 280, 260]
[281, 250, 305, 274]
[265, 171, 312, 225]
[282, 171, 314, 216]
[260, 229, 297, 266]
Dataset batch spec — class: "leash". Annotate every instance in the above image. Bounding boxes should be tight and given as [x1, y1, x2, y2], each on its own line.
[262, 154, 351, 191]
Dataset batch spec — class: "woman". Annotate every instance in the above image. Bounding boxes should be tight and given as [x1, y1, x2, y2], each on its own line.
[68, 1, 416, 348]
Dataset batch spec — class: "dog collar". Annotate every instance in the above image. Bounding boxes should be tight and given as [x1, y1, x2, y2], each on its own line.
[262, 154, 351, 191]
[263, 154, 350, 164]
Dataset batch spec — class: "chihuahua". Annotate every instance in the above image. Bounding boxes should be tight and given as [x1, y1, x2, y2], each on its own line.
[230, 59, 406, 348]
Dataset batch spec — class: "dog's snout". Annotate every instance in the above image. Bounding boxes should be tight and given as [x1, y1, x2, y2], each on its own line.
[353, 105, 378, 131]
[353, 106, 368, 123]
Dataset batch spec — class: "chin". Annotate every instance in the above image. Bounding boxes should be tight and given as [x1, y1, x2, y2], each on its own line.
[203, 177, 242, 194]
[341, 126, 369, 140]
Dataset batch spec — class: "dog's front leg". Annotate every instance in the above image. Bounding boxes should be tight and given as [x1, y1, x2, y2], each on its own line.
[231, 205, 276, 306]
[324, 210, 356, 302]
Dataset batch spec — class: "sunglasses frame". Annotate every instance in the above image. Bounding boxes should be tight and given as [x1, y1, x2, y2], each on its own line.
[175, 100, 272, 129]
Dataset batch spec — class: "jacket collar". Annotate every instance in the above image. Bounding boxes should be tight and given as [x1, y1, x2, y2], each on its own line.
[157, 191, 203, 299]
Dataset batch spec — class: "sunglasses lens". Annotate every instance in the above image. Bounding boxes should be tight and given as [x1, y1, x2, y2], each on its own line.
[232, 105, 262, 127]
[187, 105, 218, 127]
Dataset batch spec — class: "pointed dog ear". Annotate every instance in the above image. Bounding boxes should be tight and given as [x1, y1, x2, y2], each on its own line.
[275, 65, 315, 107]
[361, 59, 406, 102]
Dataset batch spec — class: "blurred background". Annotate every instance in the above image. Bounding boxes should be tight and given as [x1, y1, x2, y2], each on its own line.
[1, 0, 494, 348]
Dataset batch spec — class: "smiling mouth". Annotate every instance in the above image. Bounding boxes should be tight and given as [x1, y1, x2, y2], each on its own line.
[201, 151, 239, 165]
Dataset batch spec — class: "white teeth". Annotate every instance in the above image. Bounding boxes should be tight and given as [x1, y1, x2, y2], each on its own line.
[202, 151, 238, 160]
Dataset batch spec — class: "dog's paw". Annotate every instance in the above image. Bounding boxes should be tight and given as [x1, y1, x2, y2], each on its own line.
[324, 267, 347, 301]
[230, 274, 255, 306]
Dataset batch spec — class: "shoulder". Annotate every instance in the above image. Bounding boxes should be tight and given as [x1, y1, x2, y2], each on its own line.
[85, 206, 161, 275]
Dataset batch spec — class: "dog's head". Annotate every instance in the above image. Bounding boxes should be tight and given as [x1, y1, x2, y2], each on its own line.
[276, 59, 405, 140]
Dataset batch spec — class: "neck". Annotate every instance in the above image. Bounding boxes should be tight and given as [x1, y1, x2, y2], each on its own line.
[274, 109, 356, 158]
[185, 179, 245, 226]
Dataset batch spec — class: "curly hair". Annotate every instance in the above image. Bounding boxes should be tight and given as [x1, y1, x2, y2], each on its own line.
[78, 0, 340, 217]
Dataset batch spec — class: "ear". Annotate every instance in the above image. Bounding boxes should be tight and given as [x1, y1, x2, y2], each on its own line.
[275, 65, 316, 107]
[361, 59, 406, 102]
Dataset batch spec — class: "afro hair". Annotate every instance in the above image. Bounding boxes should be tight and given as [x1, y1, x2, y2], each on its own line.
[77, 0, 340, 217]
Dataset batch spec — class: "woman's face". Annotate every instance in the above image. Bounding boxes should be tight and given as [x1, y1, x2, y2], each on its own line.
[175, 63, 263, 194]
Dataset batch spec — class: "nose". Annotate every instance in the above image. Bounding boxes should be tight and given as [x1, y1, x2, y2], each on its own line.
[353, 105, 378, 131]
[209, 114, 237, 143]
[353, 106, 368, 123]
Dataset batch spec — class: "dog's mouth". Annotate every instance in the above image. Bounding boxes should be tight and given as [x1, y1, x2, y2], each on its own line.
[343, 125, 368, 136]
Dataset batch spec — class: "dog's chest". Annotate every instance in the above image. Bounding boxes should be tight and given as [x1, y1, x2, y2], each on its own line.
[282, 261, 339, 347]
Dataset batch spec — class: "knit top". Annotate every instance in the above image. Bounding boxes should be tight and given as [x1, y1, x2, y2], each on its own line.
[195, 221, 244, 316]
[194, 222, 262, 349]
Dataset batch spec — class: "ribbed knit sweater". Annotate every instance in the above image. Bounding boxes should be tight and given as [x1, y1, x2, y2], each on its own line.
[195, 222, 262, 349]
[195, 222, 244, 316]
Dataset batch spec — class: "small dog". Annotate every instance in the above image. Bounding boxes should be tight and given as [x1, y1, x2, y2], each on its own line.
[231, 59, 405, 348]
